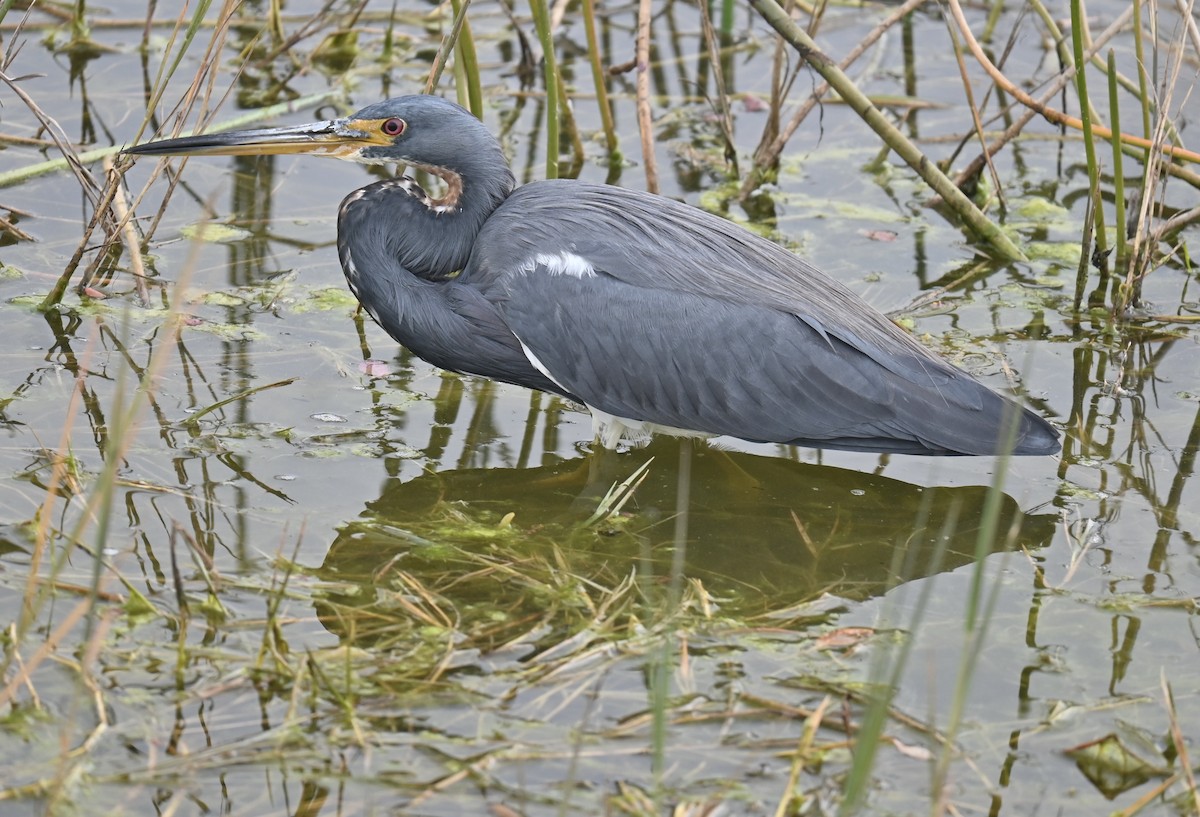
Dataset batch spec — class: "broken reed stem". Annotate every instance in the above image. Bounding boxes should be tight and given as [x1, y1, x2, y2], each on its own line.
[750, 0, 1026, 261]
[635, 0, 659, 193]
[740, 0, 927, 201]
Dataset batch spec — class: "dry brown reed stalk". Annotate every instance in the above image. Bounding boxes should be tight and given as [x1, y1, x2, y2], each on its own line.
[0, 57, 120, 303]
[132, 0, 246, 244]
[1162, 674, 1200, 813]
[17, 338, 93, 642]
[0, 209, 34, 241]
[635, 0, 659, 193]
[36, 0, 245, 307]
[946, 0, 1200, 166]
[1121, 14, 1192, 312]
[948, 5, 1132, 193]
[945, 15, 1006, 211]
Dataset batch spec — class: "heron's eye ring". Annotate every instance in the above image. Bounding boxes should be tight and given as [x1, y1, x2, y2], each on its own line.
[382, 117, 406, 137]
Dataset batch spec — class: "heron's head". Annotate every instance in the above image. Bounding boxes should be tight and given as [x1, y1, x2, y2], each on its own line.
[125, 95, 509, 182]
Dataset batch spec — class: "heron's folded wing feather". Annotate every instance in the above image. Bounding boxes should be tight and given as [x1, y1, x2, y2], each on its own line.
[500, 265, 1003, 452]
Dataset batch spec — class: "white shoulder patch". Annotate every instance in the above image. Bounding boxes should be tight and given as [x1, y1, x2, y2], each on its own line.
[520, 251, 596, 279]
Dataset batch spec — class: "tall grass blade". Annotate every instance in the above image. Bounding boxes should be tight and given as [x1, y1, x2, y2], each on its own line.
[1107, 49, 1127, 265]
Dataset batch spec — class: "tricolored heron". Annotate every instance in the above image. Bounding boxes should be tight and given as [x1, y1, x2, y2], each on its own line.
[126, 95, 1059, 456]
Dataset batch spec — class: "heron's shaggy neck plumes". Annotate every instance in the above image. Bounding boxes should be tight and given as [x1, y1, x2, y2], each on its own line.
[409, 163, 464, 211]
[333, 103, 519, 368]
[339, 152, 513, 283]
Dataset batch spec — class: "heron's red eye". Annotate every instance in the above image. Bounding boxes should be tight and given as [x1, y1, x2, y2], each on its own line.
[382, 117, 406, 136]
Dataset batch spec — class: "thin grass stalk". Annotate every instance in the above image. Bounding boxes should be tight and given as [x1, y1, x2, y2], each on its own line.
[1123, 8, 1189, 310]
[581, 0, 619, 157]
[946, 15, 1005, 210]
[1107, 50, 1127, 264]
[382, 0, 399, 67]
[948, 0, 1199, 166]
[1132, 0, 1153, 158]
[750, 0, 1026, 260]
[79, 318, 134, 647]
[981, 0, 1004, 42]
[838, 491, 953, 815]
[929, 424, 1025, 810]
[529, 0, 559, 180]
[450, 0, 482, 118]
[650, 442, 693, 788]
[1073, 192, 1097, 312]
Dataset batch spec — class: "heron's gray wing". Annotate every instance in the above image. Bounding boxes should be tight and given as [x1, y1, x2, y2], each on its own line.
[480, 182, 962, 389]
[498, 263, 1009, 454]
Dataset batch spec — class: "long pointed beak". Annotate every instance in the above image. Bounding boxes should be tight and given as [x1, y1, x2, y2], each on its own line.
[124, 118, 383, 160]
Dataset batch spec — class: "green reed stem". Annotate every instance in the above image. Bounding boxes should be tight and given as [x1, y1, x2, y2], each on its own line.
[71, 0, 89, 42]
[1107, 50, 1126, 263]
[582, 0, 619, 158]
[981, 0, 1004, 42]
[1132, 0, 1153, 158]
[1070, 0, 1107, 255]
[529, 0, 560, 180]
[720, 0, 735, 36]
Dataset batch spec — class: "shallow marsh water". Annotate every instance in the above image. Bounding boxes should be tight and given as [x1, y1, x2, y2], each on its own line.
[1, 1, 1198, 815]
